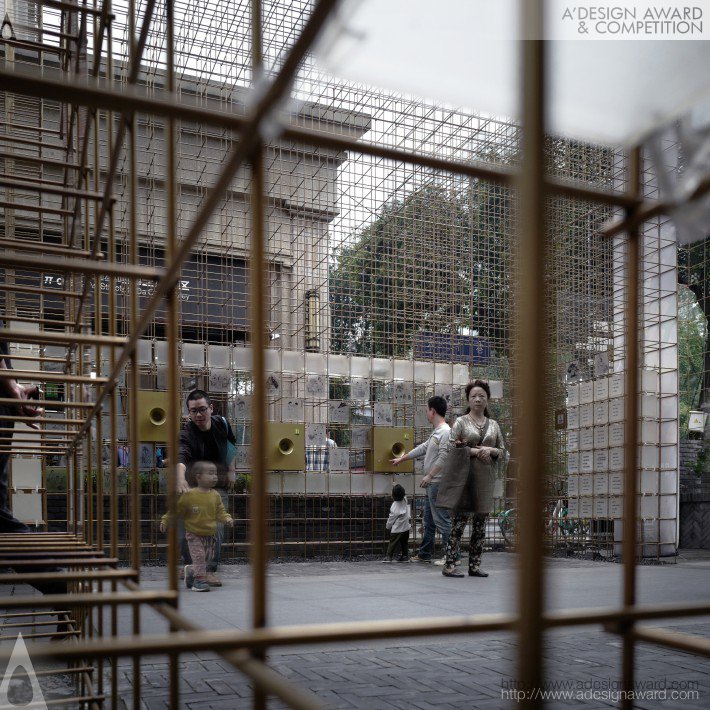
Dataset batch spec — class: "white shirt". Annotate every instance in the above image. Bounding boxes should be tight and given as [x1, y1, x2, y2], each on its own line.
[407, 422, 451, 481]
[386, 498, 411, 533]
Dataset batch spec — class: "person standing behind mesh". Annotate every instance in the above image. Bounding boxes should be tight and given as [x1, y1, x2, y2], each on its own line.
[383, 484, 411, 562]
[176, 389, 237, 586]
[390, 395, 451, 563]
[438, 380, 506, 579]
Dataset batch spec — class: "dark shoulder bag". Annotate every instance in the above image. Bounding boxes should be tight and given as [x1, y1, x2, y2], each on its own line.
[435, 446, 472, 510]
[436, 419, 490, 511]
[221, 416, 237, 466]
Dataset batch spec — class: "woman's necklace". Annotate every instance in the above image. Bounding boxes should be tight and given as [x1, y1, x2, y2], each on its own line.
[469, 413, 487, 436]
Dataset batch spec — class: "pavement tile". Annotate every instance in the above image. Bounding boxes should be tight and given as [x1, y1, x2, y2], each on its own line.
[104, 555, 710, 707]
[141, 698, 168, 710]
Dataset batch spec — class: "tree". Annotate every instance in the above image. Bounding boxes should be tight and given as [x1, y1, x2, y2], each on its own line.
[680, 240, 710, 416]
[677, 284, 706, 433]
[329, 180, 513, 357]
[329, 138, 616, 366]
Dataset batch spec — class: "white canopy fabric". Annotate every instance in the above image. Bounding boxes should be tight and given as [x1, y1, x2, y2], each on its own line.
[315, 0, 710, 146]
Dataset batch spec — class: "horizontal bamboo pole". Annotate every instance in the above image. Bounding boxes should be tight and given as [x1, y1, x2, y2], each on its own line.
[632, 627, 710, 658]
[0, 570, 138, 585]
[42, 0, 110, 17]
[0, 396, 97, 408]
[0, 121, 61, 135]
[2, 436, 71, 442]
[0, 200, 74, 216]
[0, 629, 81, 640]
[0, 546, 81, 551]
[0, 238, 95, 258]
[0, 150, 84, 171]
[0, 251, 163, 280]
[0, 329, 125, 346]
[0, 282, 83, 299]
[1, 354, 68, 363]
[0, 432, 78, 439]
[0, 533, 79, 538]
[0, 65, 644, 211]
[0, 448, 67, 453]
[0, 558, 118, 567]
[0, 592, 176, 610]
[0, 370, 109, 384]
[4, 416, 85, 425]
[0, 550, 107, 559]
[0, 134, 60, 148]
[0, 314, 86, 328]
[0, 176, 111, 202]
[7, 600, 710, 665]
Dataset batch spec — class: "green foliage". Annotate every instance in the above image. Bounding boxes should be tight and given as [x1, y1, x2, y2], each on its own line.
[233, 473, 251, 493]
[329, 181, 513, 356]
[677, 284, 706, 433]
[87, 470, 161, 494]
[125, 470, 161, 494]
[693, 448, 706, 476]
[330, 138, 615, 364]
[679, 239, 710, 412]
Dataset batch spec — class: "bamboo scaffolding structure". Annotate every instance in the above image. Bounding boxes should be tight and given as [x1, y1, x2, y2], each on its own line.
[0, 2, 705, 708]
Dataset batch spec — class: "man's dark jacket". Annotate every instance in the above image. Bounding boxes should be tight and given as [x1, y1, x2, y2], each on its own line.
[178, 415, 237, 487]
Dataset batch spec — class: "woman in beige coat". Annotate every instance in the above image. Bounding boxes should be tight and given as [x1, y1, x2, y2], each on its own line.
[438, 380, 506, 578]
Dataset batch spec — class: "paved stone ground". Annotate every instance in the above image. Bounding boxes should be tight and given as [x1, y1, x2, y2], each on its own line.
[3, 551, 709, 708]
[108, 550, 710, 709]
[114, 626, 710, 710]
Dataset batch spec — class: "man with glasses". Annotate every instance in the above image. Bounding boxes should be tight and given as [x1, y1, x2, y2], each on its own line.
[177, 389, 237, 586]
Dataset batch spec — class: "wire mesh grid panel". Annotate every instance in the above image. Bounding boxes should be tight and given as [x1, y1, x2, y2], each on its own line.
[0, 0, 681, 563]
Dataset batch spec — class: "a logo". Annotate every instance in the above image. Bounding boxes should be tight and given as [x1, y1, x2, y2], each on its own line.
[555, 1, 708, 40]
[0, 634, 48, 709]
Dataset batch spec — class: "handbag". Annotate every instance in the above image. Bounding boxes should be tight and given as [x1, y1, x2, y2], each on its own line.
[435, 418, 492, 513]
[221, 416, 237, 466]
[434, 446, 472, 510]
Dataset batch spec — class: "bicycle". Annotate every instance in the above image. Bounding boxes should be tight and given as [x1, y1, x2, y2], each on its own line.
[497, 500, 590, 546]
[498, 507, 517, 546]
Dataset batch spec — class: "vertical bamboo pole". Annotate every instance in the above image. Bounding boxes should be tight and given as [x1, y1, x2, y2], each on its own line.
[250, 2, 268, 708]
[621, 147, 642, 709]
[83, 19, 94, 551]
[127, 2, 142, 706]
[165, 0, 181, 706]
[516, 2, 547, 705]
[91, 1, 105, 694]
[104, 4, 119, 707]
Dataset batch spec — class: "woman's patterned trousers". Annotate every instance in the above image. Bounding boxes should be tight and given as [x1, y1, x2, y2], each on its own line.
[444, 512, 487, 571]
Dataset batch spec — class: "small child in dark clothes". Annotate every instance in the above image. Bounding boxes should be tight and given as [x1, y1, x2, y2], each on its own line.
[383, 484, 411, 562]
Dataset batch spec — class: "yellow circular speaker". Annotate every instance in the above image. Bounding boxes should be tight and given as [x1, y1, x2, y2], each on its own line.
[149, 407, 167, 427]
[391, 442, 405, 458]
[278, 438, 294, 455]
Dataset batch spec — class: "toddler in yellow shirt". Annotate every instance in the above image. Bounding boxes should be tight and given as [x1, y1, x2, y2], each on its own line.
[160, 461, 234, 592]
